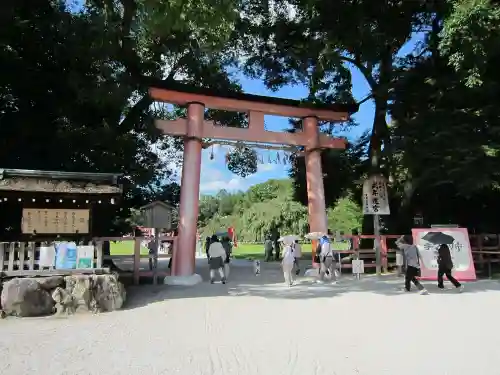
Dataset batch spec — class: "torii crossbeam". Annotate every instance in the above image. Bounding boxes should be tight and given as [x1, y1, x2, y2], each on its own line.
[148, 81, 358, 281]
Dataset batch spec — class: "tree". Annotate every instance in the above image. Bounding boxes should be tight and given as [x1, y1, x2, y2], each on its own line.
[199, 179, 363, 241]
[0, 0, 248, 235]
[439, 0, 500, 87]
[236, 0, 445, 233]
[389, 20, 500, 232]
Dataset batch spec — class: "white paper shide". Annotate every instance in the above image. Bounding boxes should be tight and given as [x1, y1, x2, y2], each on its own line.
[362, 175, 390, 215]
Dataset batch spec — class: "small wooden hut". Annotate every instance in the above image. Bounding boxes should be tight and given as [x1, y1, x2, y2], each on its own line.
[0, 168, 122, 241]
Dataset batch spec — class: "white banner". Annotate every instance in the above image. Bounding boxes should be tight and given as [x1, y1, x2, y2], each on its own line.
[362, 175, 390, 215]
[38, 246, 56, 268]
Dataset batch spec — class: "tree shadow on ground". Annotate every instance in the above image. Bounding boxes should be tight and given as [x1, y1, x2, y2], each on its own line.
[122, 259, 500, 310]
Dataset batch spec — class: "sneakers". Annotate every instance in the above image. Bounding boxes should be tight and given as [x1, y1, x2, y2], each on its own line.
[222, 278, 226, 284]
[419, 288, 429, 295]
[458, 285, 464, 293]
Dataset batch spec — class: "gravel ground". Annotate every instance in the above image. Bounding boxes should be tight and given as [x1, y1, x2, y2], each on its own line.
[1, 260, 499, 375]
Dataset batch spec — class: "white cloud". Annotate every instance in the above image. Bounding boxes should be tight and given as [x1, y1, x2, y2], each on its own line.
[200, 177, 247, 193]
[258, 163, 277, 172]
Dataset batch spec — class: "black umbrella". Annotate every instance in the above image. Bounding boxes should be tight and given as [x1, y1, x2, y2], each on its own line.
[422, 231, 455, 245]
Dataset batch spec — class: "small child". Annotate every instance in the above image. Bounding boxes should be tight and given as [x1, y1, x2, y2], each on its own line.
[282, 244, 295, 287]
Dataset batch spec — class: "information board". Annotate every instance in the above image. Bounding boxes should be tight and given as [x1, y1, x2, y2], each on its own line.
[22, 209, 90, 234]
[412, 227, 476, 281]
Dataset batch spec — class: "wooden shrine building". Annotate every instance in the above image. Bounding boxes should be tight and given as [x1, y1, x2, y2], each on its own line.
[0, 169, 122, 241]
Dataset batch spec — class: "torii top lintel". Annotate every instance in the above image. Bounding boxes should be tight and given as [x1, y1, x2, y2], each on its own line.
[148, 81, 359, 149]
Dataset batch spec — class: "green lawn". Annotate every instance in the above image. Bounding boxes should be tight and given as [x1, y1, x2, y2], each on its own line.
[109, 240, 312, 260]
[109, 241, 149, 255]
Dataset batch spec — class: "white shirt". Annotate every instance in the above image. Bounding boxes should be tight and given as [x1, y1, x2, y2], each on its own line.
[281, 246, 295, 266]
[293, 243, 302, 257]
[208, 242, 226, 259]
[320, 242, 332, 257]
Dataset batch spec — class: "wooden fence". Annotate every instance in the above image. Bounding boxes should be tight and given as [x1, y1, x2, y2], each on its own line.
[336, 234, 500, 277]
[2, 233, 500, 283]
[0, 236, 177, 285]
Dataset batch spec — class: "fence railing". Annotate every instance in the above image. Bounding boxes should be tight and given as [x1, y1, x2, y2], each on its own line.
[331, 234, 500, 277]
[0, 236, 177, 285]
[2, 233, 500, 282]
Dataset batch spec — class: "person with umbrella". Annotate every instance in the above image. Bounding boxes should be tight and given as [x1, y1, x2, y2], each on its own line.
[422, 232, 464, 292]
[395, 235, 429, 294]
[281, 237, 296, 287]
[436, 244, 463, 292]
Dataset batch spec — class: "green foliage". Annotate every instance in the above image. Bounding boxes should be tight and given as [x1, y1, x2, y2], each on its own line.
[327, 198, 363, 235]
[439, 0, 500, 87]
[0, 0, 244, 235]
[199, 179, 362, 241]
[226, 148, 258, 177]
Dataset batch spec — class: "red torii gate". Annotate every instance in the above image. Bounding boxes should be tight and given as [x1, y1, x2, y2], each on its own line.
[148, 82, 358, 282]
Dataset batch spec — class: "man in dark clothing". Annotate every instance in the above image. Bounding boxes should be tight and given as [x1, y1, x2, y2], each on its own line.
[271, 229, 281, 260]
[205, 236, 211, 257]
[264, 236, 273, 261]
[437, 244, 463, 292]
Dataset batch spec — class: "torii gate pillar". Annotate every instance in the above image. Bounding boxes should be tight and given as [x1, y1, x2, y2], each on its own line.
[171, 102, 204, 277]
[148, 81, 358, 284]
[303, 117, 328, 247]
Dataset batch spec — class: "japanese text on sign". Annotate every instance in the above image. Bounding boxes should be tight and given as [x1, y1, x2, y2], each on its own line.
[362, 176, 390, 215]
[22, 209, 90, 234]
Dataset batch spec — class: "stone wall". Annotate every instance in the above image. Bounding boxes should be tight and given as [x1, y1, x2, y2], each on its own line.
[0, 273, 126, 317]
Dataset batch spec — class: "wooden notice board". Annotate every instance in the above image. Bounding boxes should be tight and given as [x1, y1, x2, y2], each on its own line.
[22, 208, 90, 234]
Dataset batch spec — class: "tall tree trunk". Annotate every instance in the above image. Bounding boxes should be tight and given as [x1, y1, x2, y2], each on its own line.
[361, 99, 389, 238]
[361, 50, 392, 239]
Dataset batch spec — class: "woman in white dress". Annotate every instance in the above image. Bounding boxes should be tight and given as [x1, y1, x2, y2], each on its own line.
[281, 244, 295, 287]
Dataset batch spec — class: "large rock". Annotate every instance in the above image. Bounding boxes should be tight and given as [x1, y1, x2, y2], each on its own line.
[37, 276, 65, 291]
[52, 274, 126, 315]
[93, 273, 126, 312]
[1, 278, 54, 317]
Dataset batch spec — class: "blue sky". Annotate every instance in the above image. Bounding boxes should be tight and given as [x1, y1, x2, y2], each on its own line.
[195, 35, 423, 195]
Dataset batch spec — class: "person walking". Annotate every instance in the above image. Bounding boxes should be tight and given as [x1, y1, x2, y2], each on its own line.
[221, 236, 233, 279]
[395, 235, 428, 294]
[281, 243, 295, 287]
[272, 229, 281, 260]
[147, 237, 155, 271]
[264, 235, 274, 261]
[207, 235, 226, 284]
[437, 244, 464, 292]
[205, 236, 211, 257]
[318, 235, 336, 283]
[293, 239, 302, 275]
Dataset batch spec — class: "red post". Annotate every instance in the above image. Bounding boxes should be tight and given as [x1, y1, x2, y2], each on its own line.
[303, 116, 328, 268]
[172, 102, 204, 276]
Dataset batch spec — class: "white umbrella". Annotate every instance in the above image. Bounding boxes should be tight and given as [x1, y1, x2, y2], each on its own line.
[305, 232, 327, 240]
[278, 235, 300, 245]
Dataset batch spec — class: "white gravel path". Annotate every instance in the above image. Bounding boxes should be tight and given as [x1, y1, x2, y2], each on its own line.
[1, 260, 500, 375]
